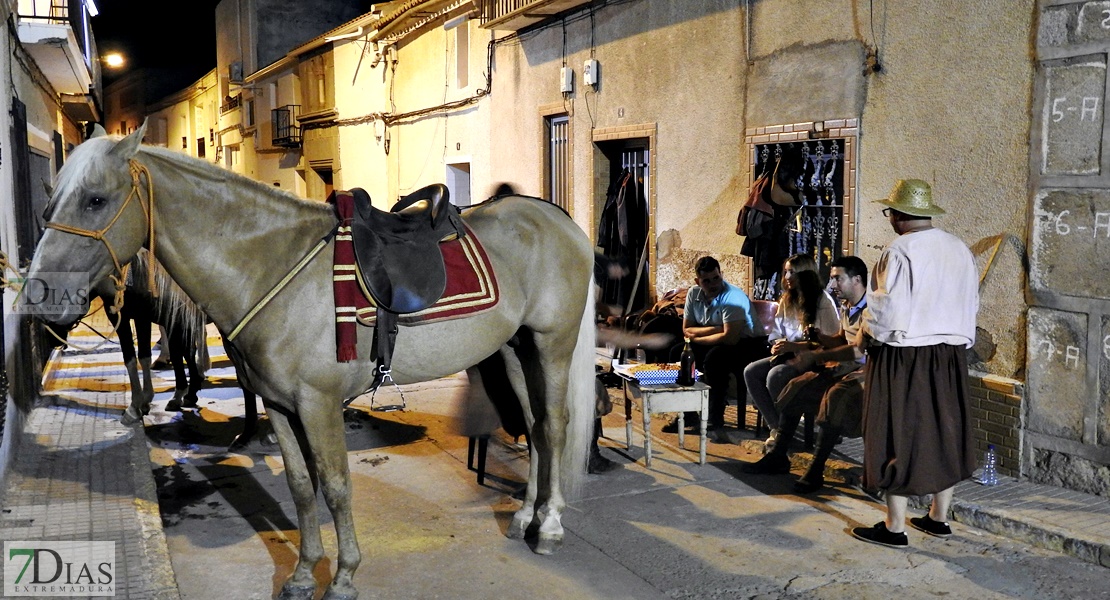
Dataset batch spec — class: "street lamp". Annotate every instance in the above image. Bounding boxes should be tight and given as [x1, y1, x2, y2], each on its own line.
[102, 52, 125, 69]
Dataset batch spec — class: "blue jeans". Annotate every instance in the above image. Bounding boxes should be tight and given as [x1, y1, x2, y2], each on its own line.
[743, 355, 803, 431]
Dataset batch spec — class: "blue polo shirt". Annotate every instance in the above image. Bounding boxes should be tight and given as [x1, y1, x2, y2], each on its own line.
[683, 280, 755, 337]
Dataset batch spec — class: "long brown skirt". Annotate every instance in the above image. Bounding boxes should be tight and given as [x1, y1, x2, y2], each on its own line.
[862, 344, 976, 496]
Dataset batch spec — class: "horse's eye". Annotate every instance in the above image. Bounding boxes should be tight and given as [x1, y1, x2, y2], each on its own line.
[85, 196, 107, 211]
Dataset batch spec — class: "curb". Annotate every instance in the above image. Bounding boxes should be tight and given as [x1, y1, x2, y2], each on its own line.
[949, 497, 1110, 569]
[126, 420, 181, 600]
[732, 433, 1110, 570]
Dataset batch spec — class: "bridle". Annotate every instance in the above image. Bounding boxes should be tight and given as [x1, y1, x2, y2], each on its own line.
[40, 155, 331, 344]
[45, 159, 157, 308]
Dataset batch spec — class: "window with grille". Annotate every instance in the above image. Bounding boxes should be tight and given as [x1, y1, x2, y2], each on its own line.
[545, 115, 570, 211]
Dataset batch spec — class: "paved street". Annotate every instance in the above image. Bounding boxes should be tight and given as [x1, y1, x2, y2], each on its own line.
[147, 369, 1110, 599]
[4, 317, 1108, 599]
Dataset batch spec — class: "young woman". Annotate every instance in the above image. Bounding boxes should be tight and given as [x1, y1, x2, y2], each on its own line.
[742, 254, 840, 468]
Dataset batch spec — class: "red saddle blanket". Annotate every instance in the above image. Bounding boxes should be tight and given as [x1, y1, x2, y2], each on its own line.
[331, 192, 499, 362]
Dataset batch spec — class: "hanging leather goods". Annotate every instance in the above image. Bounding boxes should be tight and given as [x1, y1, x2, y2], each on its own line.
[769, 150, 800, 207]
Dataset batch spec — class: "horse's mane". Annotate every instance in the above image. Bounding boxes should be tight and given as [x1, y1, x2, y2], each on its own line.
[127, 249, 206, 348]
[137, 145, 333, 215]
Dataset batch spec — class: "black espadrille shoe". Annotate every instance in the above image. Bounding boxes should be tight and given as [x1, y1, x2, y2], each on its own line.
[851, 522, 908, 548]
[909, 515, 952, 538]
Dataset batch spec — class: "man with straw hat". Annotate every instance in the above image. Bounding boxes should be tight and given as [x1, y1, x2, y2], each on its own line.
[850, 179, 979, 548]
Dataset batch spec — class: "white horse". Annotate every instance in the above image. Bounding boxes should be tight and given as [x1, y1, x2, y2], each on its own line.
[26, 123, 596, 600]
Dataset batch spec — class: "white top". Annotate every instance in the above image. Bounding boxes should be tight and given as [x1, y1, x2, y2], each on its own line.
[864, 228, 979, 348]
[771, 291, 840, 342]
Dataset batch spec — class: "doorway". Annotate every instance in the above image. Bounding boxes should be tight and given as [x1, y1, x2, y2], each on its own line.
[595, 138, 651, 314]
[446, 162, 472, 207]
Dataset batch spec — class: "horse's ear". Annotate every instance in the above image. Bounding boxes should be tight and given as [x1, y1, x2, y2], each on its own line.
[90, 124, 107, 139]
[108, 119, 147, 160]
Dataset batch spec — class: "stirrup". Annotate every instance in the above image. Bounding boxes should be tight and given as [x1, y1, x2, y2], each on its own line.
[358, 365, 407, 412]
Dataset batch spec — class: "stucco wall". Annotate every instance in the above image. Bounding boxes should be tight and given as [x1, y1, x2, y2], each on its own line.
[855, 0, 1034, 379]
[335, 19, 493, 209]
[488, 0, 1032, 378]
[491, 0, 746, 289]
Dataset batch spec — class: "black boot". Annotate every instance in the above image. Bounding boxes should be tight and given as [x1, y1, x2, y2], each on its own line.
[588, 417, 618, 473]
[741, 448, 790, 474]
[794, 426, 840, 494]
[744, 412, 801, 474]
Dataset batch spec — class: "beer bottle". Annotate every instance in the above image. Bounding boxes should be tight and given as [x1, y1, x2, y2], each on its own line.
[677, 338, 695, 386]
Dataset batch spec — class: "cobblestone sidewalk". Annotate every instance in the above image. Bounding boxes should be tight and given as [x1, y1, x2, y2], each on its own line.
[0, 316, 179, 599]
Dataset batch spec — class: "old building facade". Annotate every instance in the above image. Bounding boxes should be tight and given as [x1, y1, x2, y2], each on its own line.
[123, 0, 1108, 495]
[0, 0, 103, 483]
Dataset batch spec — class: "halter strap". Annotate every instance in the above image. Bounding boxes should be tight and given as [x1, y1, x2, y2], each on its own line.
[45, 159, 157, 308]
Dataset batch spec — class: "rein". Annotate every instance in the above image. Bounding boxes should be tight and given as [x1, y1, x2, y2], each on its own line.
[45, 159, 157, 309]
[225, 224, 339, 342]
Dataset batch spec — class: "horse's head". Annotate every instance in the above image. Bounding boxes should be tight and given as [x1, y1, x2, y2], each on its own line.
[25, 122, 150, 324]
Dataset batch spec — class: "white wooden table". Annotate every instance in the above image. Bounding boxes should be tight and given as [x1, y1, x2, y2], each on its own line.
[614, 365, 709, 467]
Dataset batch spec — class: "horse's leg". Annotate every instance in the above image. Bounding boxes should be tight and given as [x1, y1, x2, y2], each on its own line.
[266, 405, 325, 600]
[176, 324, 200, 404]
[228, 386, 258, 452]
[520, 284, 595, 554]
[297, 401, 360, 600]
[492, 344, 541, 540]
[512, 330, 568, 553]
[135, 310, 155, 409]
[116, 311, 148, 425]
[184, 343, 202, 403]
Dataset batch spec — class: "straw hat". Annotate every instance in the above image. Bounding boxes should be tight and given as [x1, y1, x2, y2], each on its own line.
[874, 179, 945, 217]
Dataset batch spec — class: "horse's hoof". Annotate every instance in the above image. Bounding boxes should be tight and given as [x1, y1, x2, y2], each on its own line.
[322, 588, 358, 600]
[277, 583, 315, 600]
[506, 516, 529, 540]
[227, 438, 248, 453]
[165, 399, 182, 412]
[120, 407, 142, 426]
[533, 534, 563, 555]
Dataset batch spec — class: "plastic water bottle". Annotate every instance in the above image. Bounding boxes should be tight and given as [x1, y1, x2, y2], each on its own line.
[980, 444, 1000, 486]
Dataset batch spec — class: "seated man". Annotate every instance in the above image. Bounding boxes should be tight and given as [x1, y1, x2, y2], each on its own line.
[662, 256, 766, 443]
[741, 256, 868, 493]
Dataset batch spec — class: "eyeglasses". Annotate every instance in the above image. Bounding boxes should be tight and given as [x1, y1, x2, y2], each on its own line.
[881, 207, 893, 217]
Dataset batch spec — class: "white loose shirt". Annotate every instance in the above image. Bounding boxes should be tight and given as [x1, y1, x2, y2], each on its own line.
[864, 228, 979, 348]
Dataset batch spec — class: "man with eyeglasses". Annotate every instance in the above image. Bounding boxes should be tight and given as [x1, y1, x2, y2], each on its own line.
[850, 179, 979, 548]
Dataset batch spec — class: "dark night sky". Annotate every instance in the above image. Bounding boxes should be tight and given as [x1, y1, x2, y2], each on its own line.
[92, 0, 222, 87]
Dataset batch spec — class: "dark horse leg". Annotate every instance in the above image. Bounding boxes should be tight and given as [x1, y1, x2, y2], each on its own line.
[165, 322, 201, 411]
[228, 387, 260, 452]
[226, 348, 274, 453]
[118, 294, 154, 425]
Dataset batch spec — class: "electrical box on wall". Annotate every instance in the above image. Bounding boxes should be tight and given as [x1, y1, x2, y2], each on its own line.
[560, 66, 573, 93]
[583, 59, 599, 86]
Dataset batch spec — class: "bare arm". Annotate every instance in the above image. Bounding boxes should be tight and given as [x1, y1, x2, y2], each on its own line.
[683, 317, 743, 346]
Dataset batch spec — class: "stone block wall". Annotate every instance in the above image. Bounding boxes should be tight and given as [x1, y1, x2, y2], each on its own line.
[1026, 0, 1110, 496]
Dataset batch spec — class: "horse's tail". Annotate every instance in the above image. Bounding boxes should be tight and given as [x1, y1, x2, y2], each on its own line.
[561, 275, 596, 500]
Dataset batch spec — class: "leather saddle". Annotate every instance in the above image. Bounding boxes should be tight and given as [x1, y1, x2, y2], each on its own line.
[349, 184, 466, 314]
